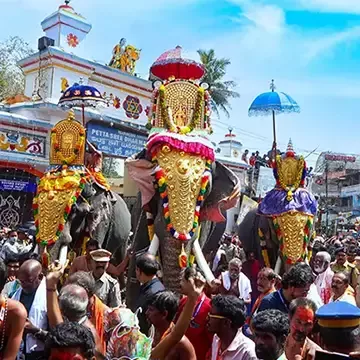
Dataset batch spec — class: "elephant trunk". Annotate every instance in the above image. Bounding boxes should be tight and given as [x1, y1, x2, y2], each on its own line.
[159, 231, 192, 292]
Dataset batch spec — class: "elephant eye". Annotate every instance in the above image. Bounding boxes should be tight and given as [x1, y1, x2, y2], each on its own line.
[102, 201, 107, 208]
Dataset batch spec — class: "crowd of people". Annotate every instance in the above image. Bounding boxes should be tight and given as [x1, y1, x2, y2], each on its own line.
[0, 228, 360, 359]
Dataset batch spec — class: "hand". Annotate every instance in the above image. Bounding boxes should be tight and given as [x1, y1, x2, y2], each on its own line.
[6, 276, 16, 283]
[46, 260, 69, 289]
[25, 319, 38, 334]
[183, 271, 205, 300]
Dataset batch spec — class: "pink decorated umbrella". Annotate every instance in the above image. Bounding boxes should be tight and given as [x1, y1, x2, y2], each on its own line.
[150, 46, 205, 81]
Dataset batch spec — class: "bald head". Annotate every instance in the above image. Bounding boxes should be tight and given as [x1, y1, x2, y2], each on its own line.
[59, 284, 89, 322]
[18, 259, 43, 294]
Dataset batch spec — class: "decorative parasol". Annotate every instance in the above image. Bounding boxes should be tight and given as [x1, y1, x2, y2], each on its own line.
[150, 45, 205, 81]
[248, 80, 300, 149]
[58, 80, 106, 125]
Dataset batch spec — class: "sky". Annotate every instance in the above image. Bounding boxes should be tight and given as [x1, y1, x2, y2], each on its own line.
[2, 0, 360, 167]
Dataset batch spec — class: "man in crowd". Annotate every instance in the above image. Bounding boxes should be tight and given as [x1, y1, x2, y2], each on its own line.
[69, 239, 99, 275]
[242, 149, 249, 164]
[329, 271, 356, 305]
[331, 247, 359, 290]
[285, 298, 321, 360]
[1, 229, 32, 261]
[222, 234, 239, 264]
[0, 260, 27, 359]
[252, 309, 289, 360]
[215, 258, 252, 304]
[242, 251, 262, 305]
[251, 267, 277, 317]
[45, 322, 96, 360]
[146, 290, 196, 359]
[135, 253, 165, 334]
[175, 266, 212, 360]
[312, 251, 333, 304]
[89, 249, 122, 308]
[2, 257, 21, 298]
[258, 263, 314, 313]
[206, 295, 257, 360]
[316, 301, 360, 356]
[66, 271, 109, 347]
[13, 259, 48, 360]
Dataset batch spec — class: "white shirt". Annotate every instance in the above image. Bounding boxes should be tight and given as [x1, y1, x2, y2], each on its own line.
[329, 292, 357, 306]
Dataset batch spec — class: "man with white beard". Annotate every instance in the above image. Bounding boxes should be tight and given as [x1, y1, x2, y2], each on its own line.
[312, 251, 334, 304]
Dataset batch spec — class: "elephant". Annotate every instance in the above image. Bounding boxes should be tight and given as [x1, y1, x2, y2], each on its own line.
[126, 151, 239, 300]
[36, 177, 131, 266]
[238, 141, 318, 274]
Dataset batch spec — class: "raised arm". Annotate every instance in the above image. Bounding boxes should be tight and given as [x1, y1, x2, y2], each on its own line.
[151, 273, 205, 360]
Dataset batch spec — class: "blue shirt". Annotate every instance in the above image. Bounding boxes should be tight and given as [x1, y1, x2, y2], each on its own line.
[257, 289, 289, 313]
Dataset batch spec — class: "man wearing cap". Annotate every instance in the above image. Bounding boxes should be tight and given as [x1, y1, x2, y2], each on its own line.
[89, 249, 122, 308]
[331, 247, 359, 290]
[316, 301, 360, 356]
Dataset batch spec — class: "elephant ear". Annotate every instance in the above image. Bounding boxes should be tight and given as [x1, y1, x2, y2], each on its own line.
[200, 161, 240, 223]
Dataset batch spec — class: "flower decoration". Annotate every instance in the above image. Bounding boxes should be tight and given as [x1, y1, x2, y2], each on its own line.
[113, 96, 121, 109]
[123, 95, 143, 119]
[67, 33, 79, 48]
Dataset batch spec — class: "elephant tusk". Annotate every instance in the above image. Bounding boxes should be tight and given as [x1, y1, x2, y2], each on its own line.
[274, 255, 282, 274]
[193, 239, 215, 284]
[58, 245, 68, 266]
[148, 233, 160, 255]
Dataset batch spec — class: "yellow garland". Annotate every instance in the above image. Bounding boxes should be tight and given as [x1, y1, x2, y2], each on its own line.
[276, 155, 305, 201]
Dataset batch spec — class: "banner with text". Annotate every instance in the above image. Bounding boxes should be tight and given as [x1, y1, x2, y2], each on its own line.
[87, 123, 147, 158]
[0, 179, 37, 192]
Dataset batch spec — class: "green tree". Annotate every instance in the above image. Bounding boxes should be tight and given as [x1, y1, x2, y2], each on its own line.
[197, 49, 240, 118]
[0, 36, 34, 101]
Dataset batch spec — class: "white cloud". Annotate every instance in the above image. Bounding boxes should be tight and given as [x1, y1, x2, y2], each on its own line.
[296, 0, 360, 14]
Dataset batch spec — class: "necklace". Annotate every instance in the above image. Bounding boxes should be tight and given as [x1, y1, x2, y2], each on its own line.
[0, 297, 8, 352]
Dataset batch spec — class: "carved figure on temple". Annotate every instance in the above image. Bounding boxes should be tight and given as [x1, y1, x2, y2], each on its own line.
[109, 38, 141, 74]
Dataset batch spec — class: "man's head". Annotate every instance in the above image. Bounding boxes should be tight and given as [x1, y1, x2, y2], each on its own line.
[247, 251, 256, 262]
[252, 309, 290, 360]
[59, 284, 89, 322]
[228, 258, 242, 281]
[317, 302, 360, 354]
[331, 271, 349, 299]
[257, 268, 277, 294]
[146, 290, 179, 328]
[90, 249, 111, 279]
[244, 149, 249, 155]
[46, 322, 95, 360]
[289, 298, 317, 343]
[207, 295, 246, 338]
[313, 251, 331, 275]
[5, 257, 20, 279]
[135, 253, 160, 284]
[180, 266, 204, 296]
[335, 247, 347, 266]
[347, 246, 357, 264]
[18, 259, 43, 294]
[282, 263, 314, 300]
[66, 271, 96, 309]
[85, 240, 99, 259]
[8, 230, 17, 242]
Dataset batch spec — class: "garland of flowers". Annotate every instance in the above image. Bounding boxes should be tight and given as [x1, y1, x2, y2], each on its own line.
[33, 173, 87, 247]
[273, 215, 313, 265]
[51, 128, 85, 165]
[204, 90, 213, 134]
[258, 228, 271, 267]
[154, 160, 212, 241]
[275, 155, 305, 202]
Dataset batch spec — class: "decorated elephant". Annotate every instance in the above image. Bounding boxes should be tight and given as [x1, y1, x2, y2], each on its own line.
[238, 141, 318, 274]
[125, 48, 240, 296]
[33, 110, 131, 267]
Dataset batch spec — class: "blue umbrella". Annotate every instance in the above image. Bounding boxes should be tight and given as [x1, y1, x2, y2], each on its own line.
[248, 80, 300, 148]
[58, 80, 106, 125]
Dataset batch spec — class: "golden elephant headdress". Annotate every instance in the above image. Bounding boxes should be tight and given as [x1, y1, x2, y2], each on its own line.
[274, 139, 307, 201]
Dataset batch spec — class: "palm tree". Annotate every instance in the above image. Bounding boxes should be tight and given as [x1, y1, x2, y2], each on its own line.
[197, 49, 239, 118]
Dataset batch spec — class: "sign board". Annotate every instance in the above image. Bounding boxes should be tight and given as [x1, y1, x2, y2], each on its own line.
[87, 123, 147, 158]
[0, 179, 37, 192]
[237, 195, 258, 225]
[256, 167, 276, 198]
[324, 154, 356, 162]
[341, 184, 360, 197]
